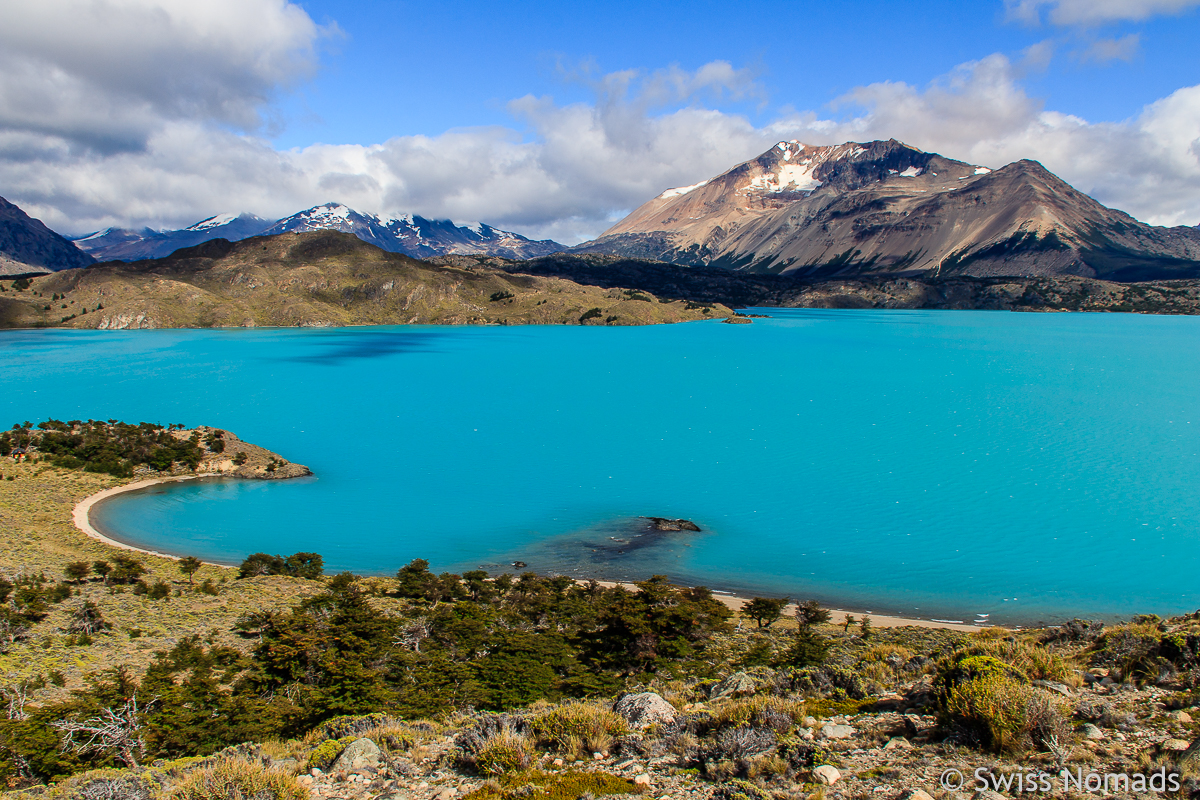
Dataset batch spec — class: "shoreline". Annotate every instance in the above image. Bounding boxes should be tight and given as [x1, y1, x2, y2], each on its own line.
[73, 474, 236, 567]
[74, 479, 985, 632]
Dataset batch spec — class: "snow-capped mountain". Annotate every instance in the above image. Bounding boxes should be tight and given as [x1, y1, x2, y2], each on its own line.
[261, 203, 563, 260]
[576, 139, 1200, 281]
[74, 214, 271, 261]
[73, 204, 564, 263]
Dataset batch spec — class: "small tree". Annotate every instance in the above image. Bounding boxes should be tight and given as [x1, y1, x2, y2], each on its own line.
[92, 561, 112, 585]
[843, 614, 856, 632]
[109, 555, 146, 585]
[64, 562, 91, 583]
[796, 599, 831, 628]
[177, 556, 202, 586]
[743, 596, 791, 628]
[860, 615, 872, 640]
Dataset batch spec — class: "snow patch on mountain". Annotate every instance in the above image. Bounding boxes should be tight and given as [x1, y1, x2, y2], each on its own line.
[659, 180, 710, 199]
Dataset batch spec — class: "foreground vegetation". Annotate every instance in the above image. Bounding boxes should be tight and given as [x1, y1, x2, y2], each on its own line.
[3, 421, 1200, 799]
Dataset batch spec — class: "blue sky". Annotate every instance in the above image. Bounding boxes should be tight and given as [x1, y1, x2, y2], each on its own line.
[276, 0, 1198, 148]
[1, 0, 1199, 241]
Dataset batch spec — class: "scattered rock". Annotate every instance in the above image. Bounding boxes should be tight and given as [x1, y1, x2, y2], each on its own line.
[433, 787, 456, 800]
[614, 692, 677, 729]
[1033, 679, 1073, 697]
[633, 774, 652, 787]
[801, 716, 817, 728]
[812, 765, 841, 785]
[332, 738, 384, 773]
[645, 517, 701, 532]
[710, 672, 756, 700]
[819, 724, 855, 740]
[897, 791, 934, 800]
[1170, 710, 1194, 723]
[883, 737, 912, 750]
[512, 561, 527, 569]
[1163, 739, 1191, 751]
[974, 790, 1007, 800]
[1082, 724, 1105, 740]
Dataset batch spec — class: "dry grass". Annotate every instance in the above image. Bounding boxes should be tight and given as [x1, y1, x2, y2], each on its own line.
[169, 755, 307, 800]
[708, 695, 808, 730]
[527, 701, 629, 754]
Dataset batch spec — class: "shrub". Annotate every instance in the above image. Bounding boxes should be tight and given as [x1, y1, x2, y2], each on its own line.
[171, 756, 308, 800]
[473, 729, 535, 775]
[943, 673, 1046, 753]
[1091, 623, 1168, 683]
[711, 778, 772, 800]
[489, 290, 515, 302]
[579, 308, 603, 323]
[774, 629, 829, 668]
[147, 581, 170, 600]
[527, 702, 628, 752]
[463, 770, 644, 800]
[305, 736, 356, 771]
[708, 696, 807, 733]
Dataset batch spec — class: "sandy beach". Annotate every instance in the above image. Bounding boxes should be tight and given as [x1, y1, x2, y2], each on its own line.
[72, 474, 225, 563]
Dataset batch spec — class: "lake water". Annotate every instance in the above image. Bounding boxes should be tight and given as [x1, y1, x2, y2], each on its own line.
[4, 310, 1199, 626]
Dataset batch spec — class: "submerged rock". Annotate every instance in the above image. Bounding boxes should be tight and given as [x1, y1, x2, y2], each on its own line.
[645, 517, 701, 532]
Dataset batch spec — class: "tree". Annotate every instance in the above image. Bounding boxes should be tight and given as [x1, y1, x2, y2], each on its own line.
[66, 601, 109, 635]
[843, 614, 855, 632]
[177, 557, 202, 586]
[860, 615, 872, 640]
[109, 555, 145, 585]
[53, 696, 146, 768]
[63, 562, 91, 583]
[776, 628, 830, 668]
[796, 599, 830, 628]
[92, 561, 112, 585]
[743, 596, 790, 628]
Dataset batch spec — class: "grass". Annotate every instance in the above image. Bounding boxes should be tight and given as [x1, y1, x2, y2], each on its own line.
[170, 755, 307, 800]
[463, 769, 645, 800]
[0, 459, 328, 700]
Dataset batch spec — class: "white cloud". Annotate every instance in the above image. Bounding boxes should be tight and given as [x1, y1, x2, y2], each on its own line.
[0, 0, 326, 154]
[1079, 33, 1141, 63]
[0, 6, 1198, 245]
[1006, 0, 1200, 25]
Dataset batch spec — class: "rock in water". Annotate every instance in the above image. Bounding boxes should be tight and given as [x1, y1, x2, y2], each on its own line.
[332, 738, 384, 773]
[613, 692, 677, 729]
[645, 517, 701, 532]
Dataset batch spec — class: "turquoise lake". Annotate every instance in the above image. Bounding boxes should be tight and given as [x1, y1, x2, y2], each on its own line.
[3, 309, 1199, 626]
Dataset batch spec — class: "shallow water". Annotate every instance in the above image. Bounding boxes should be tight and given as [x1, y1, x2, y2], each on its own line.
[4, 309, 1199, 625]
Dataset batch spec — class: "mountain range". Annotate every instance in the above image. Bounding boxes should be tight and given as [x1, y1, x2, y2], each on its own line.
[71, 203, 565, 263]
[576, 139, 1200, 282]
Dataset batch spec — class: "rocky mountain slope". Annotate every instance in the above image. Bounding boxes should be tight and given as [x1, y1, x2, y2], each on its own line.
[73, 203, 564, 262]
[0, 231, 730, 329]
[72, 212, 272, 261]
[577, 139, 1200, 281]
[0, 196, 96, 276]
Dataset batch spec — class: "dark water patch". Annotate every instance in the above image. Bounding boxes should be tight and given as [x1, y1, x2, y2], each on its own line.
[278, 328, 449, 364]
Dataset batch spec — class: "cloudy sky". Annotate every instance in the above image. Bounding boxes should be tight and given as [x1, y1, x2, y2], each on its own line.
[2, 0, 1199, 243]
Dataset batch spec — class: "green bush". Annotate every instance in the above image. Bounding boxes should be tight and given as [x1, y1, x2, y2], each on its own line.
[579, 308, 603, 323]
[305, 736, 357, 771]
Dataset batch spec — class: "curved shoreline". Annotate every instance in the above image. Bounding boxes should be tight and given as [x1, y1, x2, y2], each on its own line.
[73, 478, 982, 631]
[73, 474, 235, 567]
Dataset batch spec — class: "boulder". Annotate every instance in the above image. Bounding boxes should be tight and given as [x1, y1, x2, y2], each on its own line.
[897, 791, 934, 800]
[1163, 738, 1191, 751]
[974, 791, 1007, 800]
[331, 738, 384, 773]
[1170, 710, 1194, 723]
[812, 765, 841, 786]
[633, 774, 652, 787]
[818, 723, 855, 740]
[883, 736, 912, 750]
[614, 692, 677, 730]
[710, 672, 756, 700]
[1082, 723, 1104, 740]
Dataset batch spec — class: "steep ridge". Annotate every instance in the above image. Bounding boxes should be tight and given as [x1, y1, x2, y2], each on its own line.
[74, 203, 565, 263]
[0, 196, 96, 275]
[578, 139, 1200, 281]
